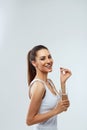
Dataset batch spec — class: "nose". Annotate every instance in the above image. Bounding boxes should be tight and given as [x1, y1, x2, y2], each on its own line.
[46, 58, 52, 63]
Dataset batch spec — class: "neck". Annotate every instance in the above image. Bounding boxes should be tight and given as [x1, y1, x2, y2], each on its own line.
[35, 72, 48, 82]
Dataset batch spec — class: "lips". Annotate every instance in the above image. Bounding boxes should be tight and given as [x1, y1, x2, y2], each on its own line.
[45, 63, 52, 69]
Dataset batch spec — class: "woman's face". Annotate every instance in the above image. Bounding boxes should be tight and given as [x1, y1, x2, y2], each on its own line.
[33, 49, 53, 73]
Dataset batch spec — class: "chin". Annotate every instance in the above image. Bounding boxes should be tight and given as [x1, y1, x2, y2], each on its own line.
[48, 69, 52, 72]
[42, 68, 52, 73]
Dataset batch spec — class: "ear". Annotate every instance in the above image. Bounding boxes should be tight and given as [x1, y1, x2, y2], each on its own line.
[31, 61, 37, 67]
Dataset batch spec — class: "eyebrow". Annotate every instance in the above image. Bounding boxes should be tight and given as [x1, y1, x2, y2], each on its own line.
[39, 56, 45, 59]
[39, 54, 51, 58]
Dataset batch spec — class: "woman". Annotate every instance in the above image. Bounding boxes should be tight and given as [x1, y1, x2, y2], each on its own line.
[26, 45, 72, 130]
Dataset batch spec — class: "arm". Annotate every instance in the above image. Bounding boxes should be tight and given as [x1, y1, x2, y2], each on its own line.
[60, 67, 72, 100]
[26, 82, 56, 125]
[26, 82, 69, 126]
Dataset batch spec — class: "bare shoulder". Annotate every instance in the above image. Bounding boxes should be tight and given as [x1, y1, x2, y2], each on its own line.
[27, 81, 46, 119]
[30, 81, 46, 98]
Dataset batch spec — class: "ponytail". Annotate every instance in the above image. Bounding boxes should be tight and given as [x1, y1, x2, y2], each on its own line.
[27, 51, 36, 86]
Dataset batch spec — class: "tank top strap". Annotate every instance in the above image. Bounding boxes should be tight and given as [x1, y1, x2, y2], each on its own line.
[47, 79, 55, 87]
[29, 78, 46, 88]
[47, 79, 60, 96]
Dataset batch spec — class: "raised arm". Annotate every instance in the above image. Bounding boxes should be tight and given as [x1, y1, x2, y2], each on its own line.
[60, 67, 72, 99]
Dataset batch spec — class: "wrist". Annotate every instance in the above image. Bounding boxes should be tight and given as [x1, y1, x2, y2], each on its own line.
[61, 87, 66, 93]
[59, 89, 67, 97]
[61, 82, 66, 88]
[53, 108, 58, 115]
[62, 94, 68, 100]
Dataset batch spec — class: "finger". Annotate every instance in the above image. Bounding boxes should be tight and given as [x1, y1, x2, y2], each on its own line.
[62, 99, 69, 103]
[63, 101, 70, 107]
[64, 108, 68, 111]
[60, 67, 72, 74]
[65, 69, 72, 75]
[60, 68, 65, 74]
[63, 106, 67, 111]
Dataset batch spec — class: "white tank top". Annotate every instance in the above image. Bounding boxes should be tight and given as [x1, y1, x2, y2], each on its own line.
[29, 78, 61, 130]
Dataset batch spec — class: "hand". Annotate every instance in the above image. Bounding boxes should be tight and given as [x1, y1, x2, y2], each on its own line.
[55, 99, 70, 114]
[60, 67, 72, 85]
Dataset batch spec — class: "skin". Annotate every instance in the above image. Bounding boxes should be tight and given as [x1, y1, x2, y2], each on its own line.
[26, 49, 72, 125]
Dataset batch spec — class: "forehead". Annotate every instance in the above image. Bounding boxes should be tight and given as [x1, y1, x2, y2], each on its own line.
[36, 49, 50, 57]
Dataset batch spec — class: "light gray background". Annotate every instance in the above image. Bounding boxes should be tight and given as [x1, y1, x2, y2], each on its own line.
[0, 0, 87, 130]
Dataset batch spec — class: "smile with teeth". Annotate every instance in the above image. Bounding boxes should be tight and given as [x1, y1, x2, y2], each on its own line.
[45, 64, 52, 68]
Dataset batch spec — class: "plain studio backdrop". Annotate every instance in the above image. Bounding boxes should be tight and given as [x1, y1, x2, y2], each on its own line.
[0, 0, 87, 130]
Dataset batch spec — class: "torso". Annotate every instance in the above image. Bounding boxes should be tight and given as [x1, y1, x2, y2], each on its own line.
[29, 78, 61, 130]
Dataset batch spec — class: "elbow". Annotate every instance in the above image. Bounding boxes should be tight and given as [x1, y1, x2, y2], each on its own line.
[26, 120, 30, 126]
[26, 118, 33, 126]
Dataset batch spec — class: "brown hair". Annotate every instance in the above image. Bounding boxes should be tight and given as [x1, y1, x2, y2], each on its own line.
[27, 45, 48, 85]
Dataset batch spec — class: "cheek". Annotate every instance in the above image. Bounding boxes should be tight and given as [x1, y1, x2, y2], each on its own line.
[39, 61, 45, 65]
[36, 61, 44, 67]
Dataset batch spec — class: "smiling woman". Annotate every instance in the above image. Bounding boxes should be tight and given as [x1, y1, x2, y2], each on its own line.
[32, 48, 53, 74]
[26, 45, 72, 130]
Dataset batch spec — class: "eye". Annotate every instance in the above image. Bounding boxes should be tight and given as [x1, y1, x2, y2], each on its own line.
[48, 55, 52, 59]
[40, 56, 45, 60]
